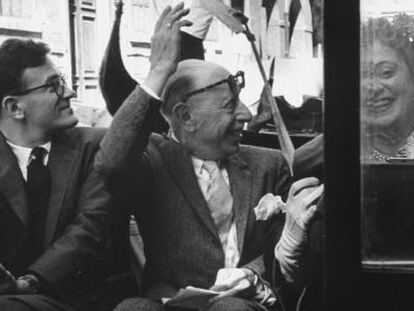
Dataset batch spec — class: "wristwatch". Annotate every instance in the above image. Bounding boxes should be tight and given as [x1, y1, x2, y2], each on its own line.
[17, 274, 40, 294]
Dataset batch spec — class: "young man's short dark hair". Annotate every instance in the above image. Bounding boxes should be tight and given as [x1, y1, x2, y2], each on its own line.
[0, 38, 50, 103]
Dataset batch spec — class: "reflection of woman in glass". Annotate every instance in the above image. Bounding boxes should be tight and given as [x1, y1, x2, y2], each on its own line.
[361, 14, 414, 162]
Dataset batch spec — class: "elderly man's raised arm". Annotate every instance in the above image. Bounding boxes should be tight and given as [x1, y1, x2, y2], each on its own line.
[95, 4, 192, 177]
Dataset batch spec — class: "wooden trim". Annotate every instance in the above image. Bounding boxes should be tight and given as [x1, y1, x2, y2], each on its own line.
[0, 27, 41, 38]
[130, 41, 150, 49]
[324, 0, 361, 310]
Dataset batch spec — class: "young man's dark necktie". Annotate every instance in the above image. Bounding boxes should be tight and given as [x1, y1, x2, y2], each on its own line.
[25, 147, 51, 263]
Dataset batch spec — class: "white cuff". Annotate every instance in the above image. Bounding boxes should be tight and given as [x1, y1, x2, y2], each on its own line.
[140, 83, 162, 101]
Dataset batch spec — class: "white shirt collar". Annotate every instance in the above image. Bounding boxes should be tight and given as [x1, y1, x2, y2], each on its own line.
[192, 157, 206, 175]
[6, 140, 51, 180]
[170, 130, 179, 143]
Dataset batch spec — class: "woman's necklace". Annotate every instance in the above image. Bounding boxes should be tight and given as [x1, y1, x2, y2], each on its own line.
[368, 147, 409, 162]
[369, 148, 390, 162]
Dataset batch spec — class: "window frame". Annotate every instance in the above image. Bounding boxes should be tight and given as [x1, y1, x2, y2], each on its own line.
[323, 0, 361, 309]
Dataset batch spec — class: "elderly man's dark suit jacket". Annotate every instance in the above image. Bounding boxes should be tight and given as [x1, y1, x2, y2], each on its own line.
[0, 127, 117, 311]
[95, 87, 292, 300]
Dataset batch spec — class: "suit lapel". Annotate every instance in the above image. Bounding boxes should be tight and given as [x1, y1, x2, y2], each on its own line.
[158, 138, 220, 241]
[0, 133, 29, 227]
[43, 131, 78, 247]
[226, 153, 252, 255]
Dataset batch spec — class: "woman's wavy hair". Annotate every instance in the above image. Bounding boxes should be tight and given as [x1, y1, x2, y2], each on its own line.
[362, 13, 414, 75]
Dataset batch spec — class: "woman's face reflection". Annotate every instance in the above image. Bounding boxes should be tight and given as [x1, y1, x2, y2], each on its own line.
[362, 39, 414, 134]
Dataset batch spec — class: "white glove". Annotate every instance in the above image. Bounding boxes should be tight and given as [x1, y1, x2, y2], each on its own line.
[275, 177, 324, 283]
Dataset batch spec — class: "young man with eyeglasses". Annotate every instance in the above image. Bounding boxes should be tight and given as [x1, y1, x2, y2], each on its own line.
[0, 38, 120, 311]
[95, 4, 322, 311]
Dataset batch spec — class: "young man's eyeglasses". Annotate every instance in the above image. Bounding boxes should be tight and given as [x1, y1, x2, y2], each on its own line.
[183, 71, 245, 101]
[10, 75, 68, 99]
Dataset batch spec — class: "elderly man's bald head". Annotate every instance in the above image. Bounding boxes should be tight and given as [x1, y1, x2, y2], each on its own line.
[161, 59, 230, 121]
[160, 59, 252, 160]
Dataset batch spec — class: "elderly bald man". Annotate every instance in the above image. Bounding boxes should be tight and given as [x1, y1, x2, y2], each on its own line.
[95, 4, 321, 311]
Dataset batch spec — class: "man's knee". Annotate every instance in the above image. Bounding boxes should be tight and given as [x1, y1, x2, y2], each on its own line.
[0, 297, 33, 311]
[207, 297, 260, 311]
[114, 297, 163, 311]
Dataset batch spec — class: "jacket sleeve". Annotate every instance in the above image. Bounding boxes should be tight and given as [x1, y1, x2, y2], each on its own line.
[94, 85, 162, 180]
[293, 134, 324, 180]
[28, 140, 119, 298]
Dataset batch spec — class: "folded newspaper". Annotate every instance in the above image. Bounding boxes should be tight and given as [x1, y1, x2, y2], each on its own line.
[162, 286, 220, 310]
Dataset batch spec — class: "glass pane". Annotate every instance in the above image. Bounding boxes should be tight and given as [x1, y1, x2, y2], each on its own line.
[0, 0, 26, 18]
[361, 0, 414, 270]
[82, 17, 96, 72]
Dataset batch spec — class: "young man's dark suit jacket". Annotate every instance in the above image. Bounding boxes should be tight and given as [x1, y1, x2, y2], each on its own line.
[95, 87, 292, 302]
[0, 127, 118, 311]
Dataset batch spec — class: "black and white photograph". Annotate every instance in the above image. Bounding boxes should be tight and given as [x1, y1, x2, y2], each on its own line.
[0, 0, 412, 310]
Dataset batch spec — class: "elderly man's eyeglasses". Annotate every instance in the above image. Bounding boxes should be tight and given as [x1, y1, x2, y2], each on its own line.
[11, 75, 68, 99]
[184, 71, 245, 101]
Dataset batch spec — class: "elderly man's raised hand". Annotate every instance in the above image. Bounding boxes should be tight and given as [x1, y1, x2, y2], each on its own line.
[144, 2, 192, 95]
